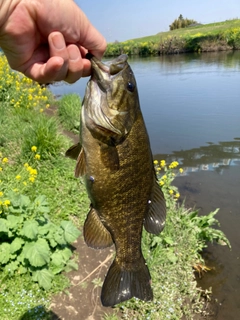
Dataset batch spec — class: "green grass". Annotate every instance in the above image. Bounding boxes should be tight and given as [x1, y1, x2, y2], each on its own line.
[105, 19, 240, 56]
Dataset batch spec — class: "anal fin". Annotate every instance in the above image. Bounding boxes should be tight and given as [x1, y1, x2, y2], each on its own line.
[144, 179, 166, 235]
[84, 206, 113, 249]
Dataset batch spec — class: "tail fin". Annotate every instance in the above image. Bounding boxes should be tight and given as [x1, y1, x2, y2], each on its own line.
[101, 256, 153, 307]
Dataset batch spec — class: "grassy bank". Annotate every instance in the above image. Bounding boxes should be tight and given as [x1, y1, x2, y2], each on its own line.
[0, 55, 230, 319]
[105, 19, 240, 56]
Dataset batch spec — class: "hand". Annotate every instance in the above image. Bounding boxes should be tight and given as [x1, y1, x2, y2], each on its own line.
[0, 0, 106, 83]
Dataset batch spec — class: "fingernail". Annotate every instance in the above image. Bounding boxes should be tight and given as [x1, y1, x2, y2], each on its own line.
[52, 33, 65, 50]
[69, 45, 80, 61]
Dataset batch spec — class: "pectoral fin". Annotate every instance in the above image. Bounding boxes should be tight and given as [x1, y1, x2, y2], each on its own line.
[144, 180, 166, 235]
[75, 148, 86, 177]
[84, 206, 113, 249]
[65, 142, 82, 160]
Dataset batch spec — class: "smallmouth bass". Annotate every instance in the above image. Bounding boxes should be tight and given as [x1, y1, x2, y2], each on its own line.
[66, 54, 166, 307]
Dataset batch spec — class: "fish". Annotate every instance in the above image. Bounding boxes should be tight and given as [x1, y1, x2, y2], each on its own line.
[66, 54, 166, 307]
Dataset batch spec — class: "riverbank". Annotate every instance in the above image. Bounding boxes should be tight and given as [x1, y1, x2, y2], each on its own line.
[105, 19, 240, 57]
[0, 55, 230, 320]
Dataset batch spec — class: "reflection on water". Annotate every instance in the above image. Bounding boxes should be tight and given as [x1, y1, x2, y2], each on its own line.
[154, 139, 240, 176]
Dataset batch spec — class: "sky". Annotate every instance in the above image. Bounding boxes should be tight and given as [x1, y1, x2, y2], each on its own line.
[75, 0, 240, 42]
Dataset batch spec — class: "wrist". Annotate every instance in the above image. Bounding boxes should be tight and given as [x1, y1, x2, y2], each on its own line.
[0, 0, 21, 29]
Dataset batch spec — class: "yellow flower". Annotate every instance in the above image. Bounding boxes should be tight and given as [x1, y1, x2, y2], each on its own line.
[31, 146, 37, 152]
[4, 199, 10, 206]
[153, 160, 158, 165]
[46, 104, 50, 108]
[169, 189, 174, 195]
[29, 168, 37, 176]
[24, 163, 29, 168]
[159, 180, 164, 186]
[34, 154, 41, 160]
[169, 161, 179, 169]
[160, 160, 166, 167]
[2, 157, 8, 164]
[162, 175, 167, 180]
[0, 167, 2, 171]
[0, 191, 3, 197]
[175, 193, 180, 198]
[16, 175, 21, 180]
[179, 168, 184, 173]
[40, 108, 44, 113]
[29, 176, 35, 183]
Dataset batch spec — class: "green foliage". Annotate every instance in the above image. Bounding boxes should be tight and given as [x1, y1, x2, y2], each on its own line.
[57, 93, 81, 133]
[21, 115, 66, 161]
[169, 14, 198, 30]
[0, 192, 80, 290]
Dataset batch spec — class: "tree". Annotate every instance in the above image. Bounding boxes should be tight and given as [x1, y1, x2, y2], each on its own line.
[169, 15, 198, 30]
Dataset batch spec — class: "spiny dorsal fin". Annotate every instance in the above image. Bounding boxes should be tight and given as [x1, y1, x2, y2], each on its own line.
[65, 142, 82, 160]
[144, 179, 166, 235]
[84, 206, 113, 249]
[75, 148, 86, 177]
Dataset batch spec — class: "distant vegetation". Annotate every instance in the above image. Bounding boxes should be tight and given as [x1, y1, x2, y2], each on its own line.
[104, 19, 240, 57]
[169, 14, 198, 30]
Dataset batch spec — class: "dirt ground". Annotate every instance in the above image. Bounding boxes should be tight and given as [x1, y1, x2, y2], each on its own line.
[50, 236, 116, 320]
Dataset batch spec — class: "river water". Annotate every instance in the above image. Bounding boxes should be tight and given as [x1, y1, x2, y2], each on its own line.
[50, 51, 240, 319]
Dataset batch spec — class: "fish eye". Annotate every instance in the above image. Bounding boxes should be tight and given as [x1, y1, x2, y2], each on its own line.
[127, 81, 135, 92]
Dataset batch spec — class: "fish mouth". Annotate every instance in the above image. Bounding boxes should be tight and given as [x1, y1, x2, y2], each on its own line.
[90, 54, 129, 92]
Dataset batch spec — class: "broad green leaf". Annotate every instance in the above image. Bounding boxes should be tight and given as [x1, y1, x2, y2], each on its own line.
[21, 220, 38, 239]
[32, 269, 54, 290]
[7, 215, 23, 230]
[23, 238, 50, 267]
[48, 237, 58, 248]
[8, 192, 30, 211]
[34, 195, 50, 214]
[0, 243, 11, 264]
[50, 264, 65, 275]
[0, 218, 8, 233]
[54, 229, 67, 245]
[51, 251, 65, 267]
[61, 221, 81, 243]
[10, 237, 25, 254]
[5, 260, 19, 274]
[61, 247, 73, 262]
[18, 265, 28, 274]
[38, 223, 51, 236]
[65, 260, 78, 273]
